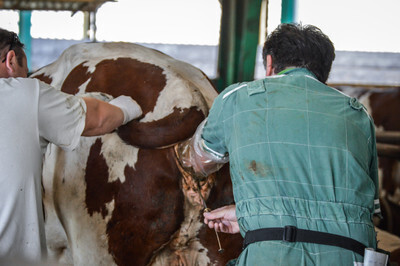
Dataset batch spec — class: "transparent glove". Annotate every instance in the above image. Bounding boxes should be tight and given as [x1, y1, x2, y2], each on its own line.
[176, 119, 228, 179]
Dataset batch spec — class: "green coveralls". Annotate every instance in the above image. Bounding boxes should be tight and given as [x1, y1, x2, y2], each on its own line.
[201, 68, 380, 265]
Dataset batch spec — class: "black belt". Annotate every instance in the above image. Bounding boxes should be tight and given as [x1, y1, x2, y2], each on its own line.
[243, 226, 366, 256]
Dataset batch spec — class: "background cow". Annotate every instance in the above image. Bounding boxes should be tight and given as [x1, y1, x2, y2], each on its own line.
[338, 86, 400, 238]
[32, 42, 243, 265]
[337, 86, 400, 264]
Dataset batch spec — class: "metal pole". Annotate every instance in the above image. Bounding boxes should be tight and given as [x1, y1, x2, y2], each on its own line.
[281, 0, 297, 23]
[83, 12, 90, 40]
[90, 11, 97, 42]
[18, 10, 32, 71]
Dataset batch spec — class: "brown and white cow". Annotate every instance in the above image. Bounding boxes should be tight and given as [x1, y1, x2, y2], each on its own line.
[31, 42, 243, 265]
[336, 86, 400, 239]
[358, 88, 400, 237]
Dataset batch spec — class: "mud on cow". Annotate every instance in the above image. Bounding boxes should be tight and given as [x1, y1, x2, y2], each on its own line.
[31, 42, 243, 265]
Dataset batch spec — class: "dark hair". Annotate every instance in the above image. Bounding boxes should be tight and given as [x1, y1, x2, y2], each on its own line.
[0, 28, 25, 66]
[262, 23, 335, 83]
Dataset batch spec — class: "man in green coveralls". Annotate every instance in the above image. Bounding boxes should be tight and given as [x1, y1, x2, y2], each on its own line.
[177, 23, 380, 265]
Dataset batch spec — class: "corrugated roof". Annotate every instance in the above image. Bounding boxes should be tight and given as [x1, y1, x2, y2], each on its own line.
[0, 0, 114, 12]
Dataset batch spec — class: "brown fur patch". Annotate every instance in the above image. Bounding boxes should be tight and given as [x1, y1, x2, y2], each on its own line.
[31, 73, 52, 84]
[85, 139, 120, 218]
[84, 146, 185, 265]
[61, 63, 91, 95]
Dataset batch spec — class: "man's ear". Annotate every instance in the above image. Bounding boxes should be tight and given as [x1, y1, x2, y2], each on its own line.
[4, 50, 18, 77]
[265, 54, 275, 76]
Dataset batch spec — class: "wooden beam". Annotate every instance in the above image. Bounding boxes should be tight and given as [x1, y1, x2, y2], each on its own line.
[328, 83, 400, 89]
[377, 143, 400, 160]
[376, 131, 400, 145]
[0, 0, 114, 12]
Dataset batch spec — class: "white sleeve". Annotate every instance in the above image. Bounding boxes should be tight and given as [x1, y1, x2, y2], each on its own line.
[37, 81, 86, 151]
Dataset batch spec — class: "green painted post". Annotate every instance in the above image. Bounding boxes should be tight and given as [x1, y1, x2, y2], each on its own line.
[217, 0, 262, 92]
[238, 0, 262, 82]
[18, 11, 32, 71]
[217, 0, 236, 92]
[281, 0, 297, 23]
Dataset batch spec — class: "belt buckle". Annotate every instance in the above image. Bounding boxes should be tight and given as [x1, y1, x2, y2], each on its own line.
[283, 226, 297, 242]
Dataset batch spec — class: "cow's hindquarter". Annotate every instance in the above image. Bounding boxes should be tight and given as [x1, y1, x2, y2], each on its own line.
[38, 42, 242, 265]
[44, 134, 188, 265]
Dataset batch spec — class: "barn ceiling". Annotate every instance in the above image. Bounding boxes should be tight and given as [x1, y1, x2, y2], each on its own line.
[0, 0, 114, 12]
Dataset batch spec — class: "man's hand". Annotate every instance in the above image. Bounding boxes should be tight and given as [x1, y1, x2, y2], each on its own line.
[82, 95, 142, 136]
[203, 204, 239, 234]
[109, 95, 142, 125]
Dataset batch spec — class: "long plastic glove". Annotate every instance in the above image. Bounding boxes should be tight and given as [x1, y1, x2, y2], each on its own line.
[176, 119, 229, 179]
[109, 95, 143, 125]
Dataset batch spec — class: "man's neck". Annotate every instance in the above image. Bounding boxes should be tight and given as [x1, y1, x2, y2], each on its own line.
[277, 67, 298, 75]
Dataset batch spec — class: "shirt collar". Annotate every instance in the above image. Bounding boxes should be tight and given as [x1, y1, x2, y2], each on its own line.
[247, 68, 318, 96]
[277, 67, 317, 79]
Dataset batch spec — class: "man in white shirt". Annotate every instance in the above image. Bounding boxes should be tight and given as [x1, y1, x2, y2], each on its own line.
[0, 28, 142, 263]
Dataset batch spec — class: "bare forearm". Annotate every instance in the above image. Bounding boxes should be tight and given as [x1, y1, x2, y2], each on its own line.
[82, 97, 124, 136]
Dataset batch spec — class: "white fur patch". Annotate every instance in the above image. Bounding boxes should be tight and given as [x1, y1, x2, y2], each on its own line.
[100, 133, 139, 183]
